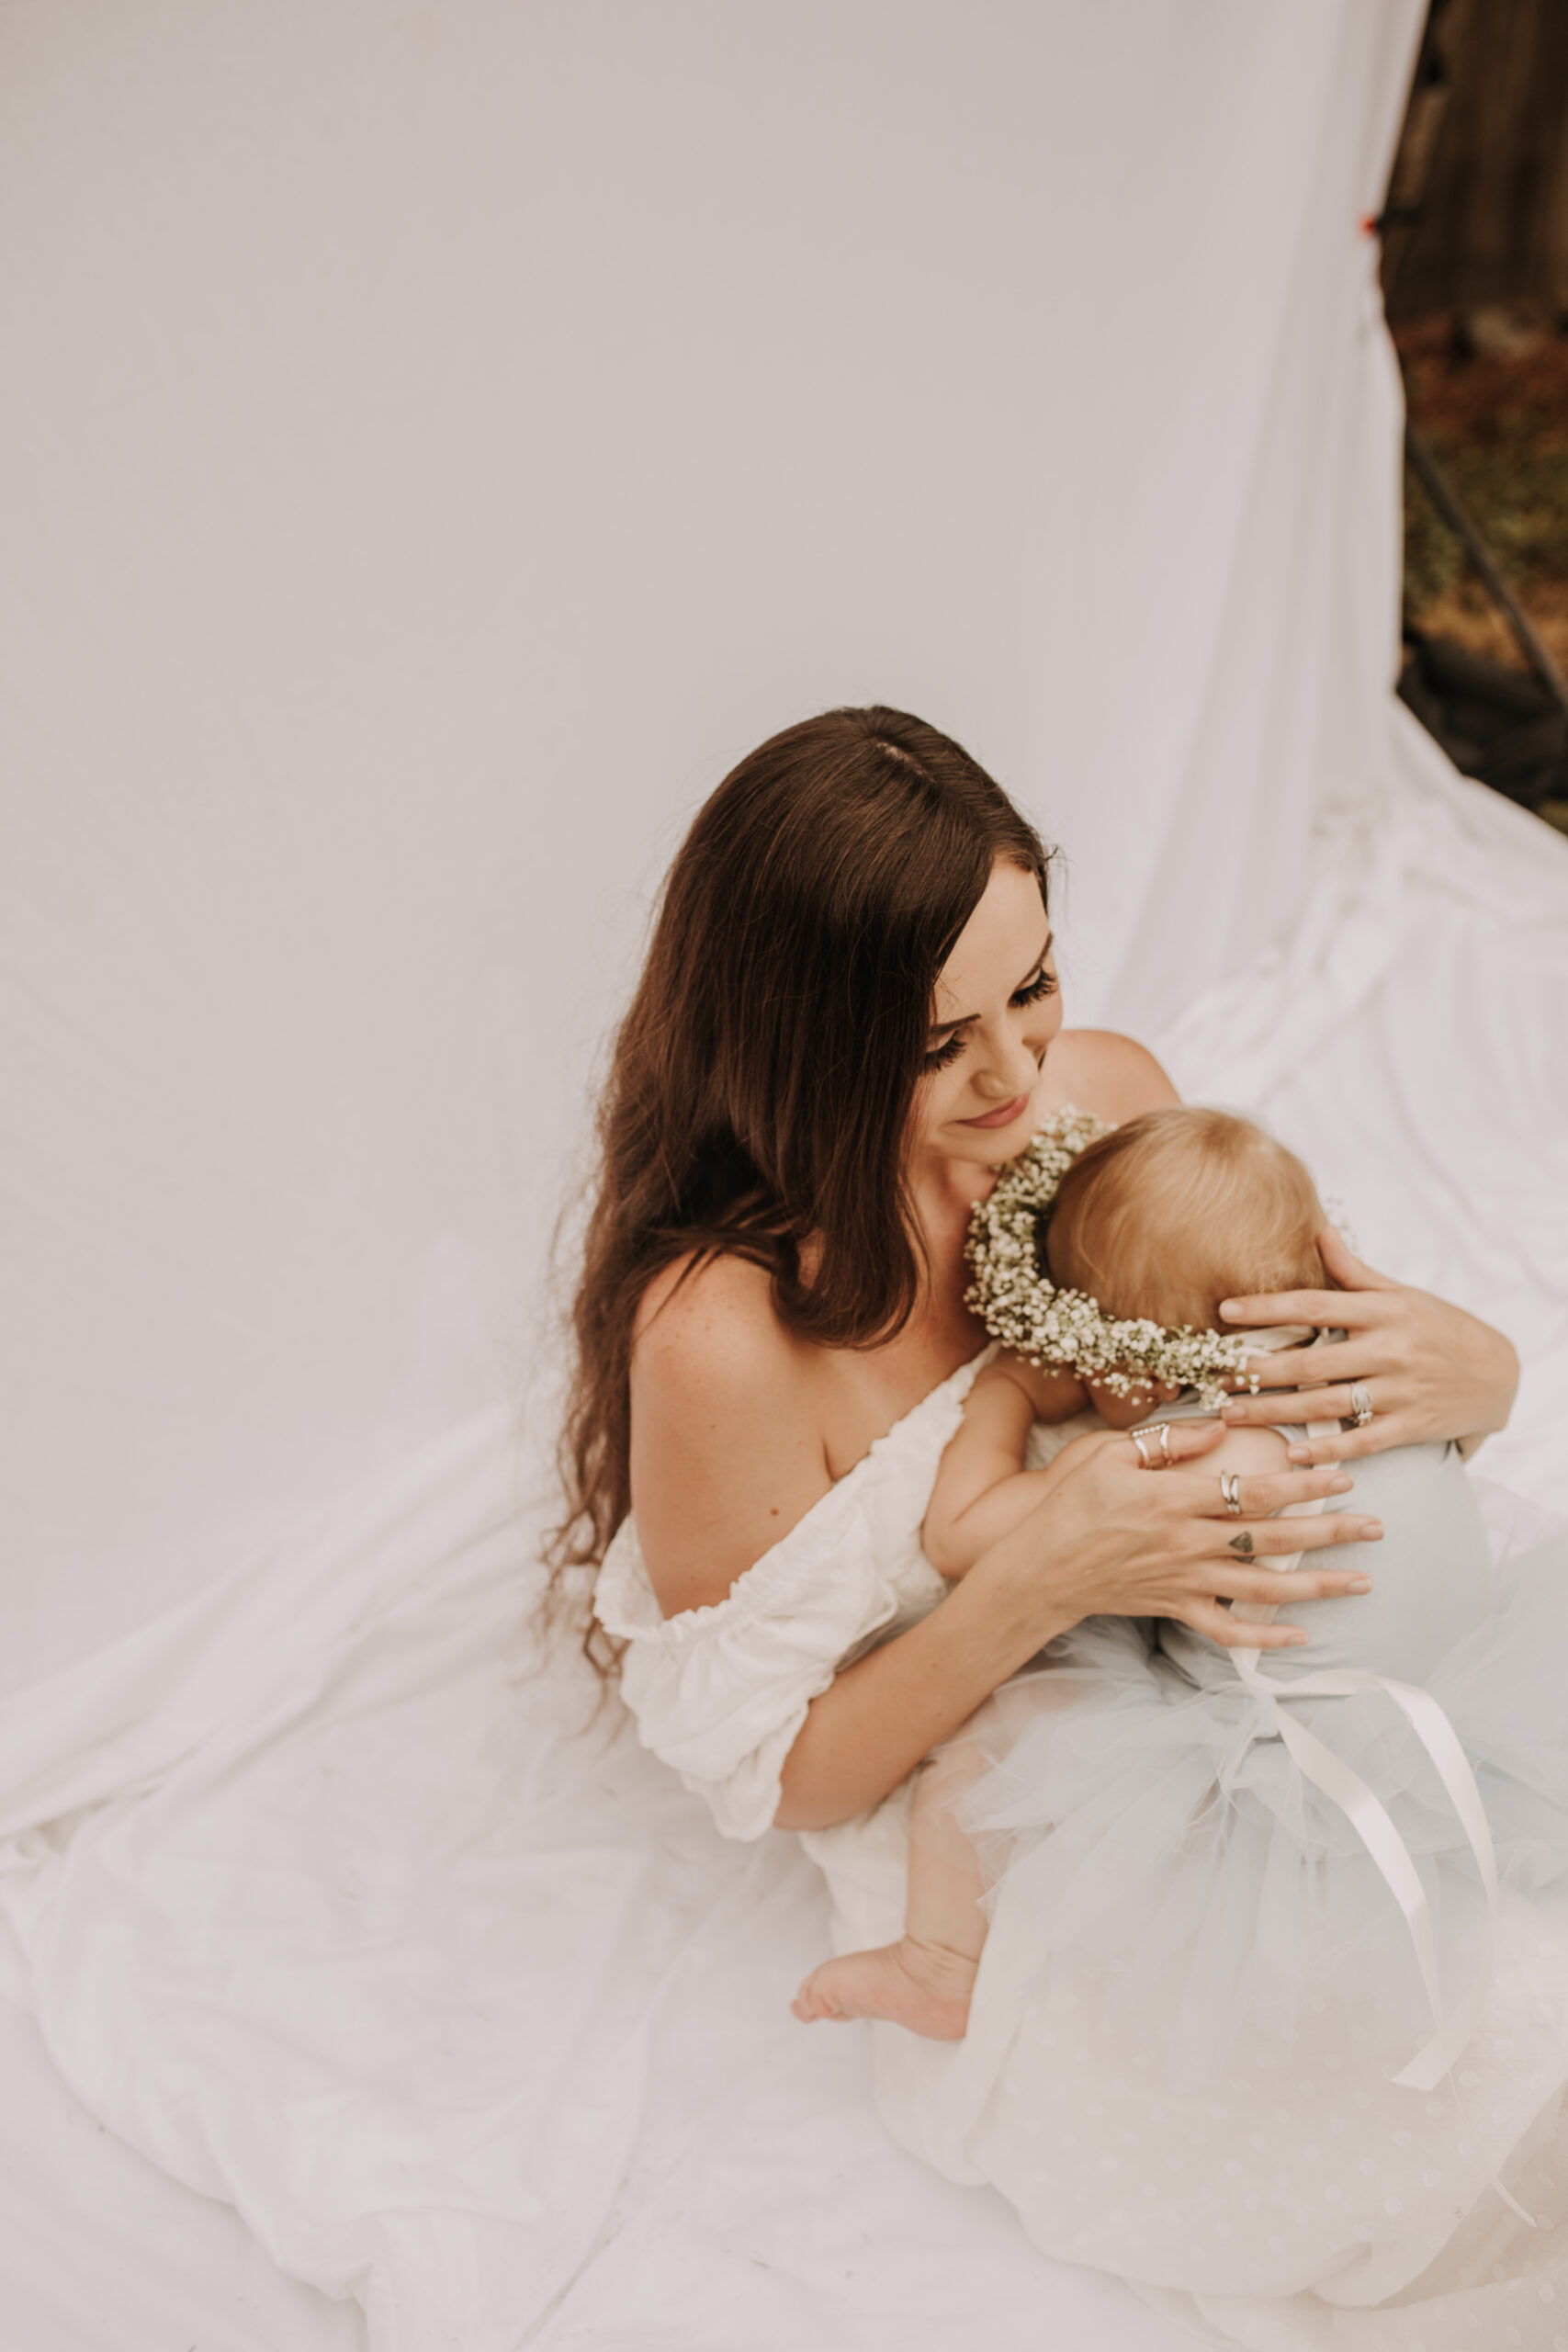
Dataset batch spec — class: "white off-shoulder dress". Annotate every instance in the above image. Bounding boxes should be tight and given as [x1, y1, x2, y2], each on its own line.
[594, 1351, 1568, 2350]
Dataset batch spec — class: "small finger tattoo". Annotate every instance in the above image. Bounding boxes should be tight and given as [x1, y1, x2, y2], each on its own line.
[1228, 1532, 1255, 1557]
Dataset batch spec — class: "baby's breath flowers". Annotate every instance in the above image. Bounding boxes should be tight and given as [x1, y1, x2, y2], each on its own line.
[963, 1106, 1259, 1410]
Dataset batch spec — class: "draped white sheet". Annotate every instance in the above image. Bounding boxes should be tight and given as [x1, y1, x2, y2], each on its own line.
[10, 4, 1568, 2348]
[3, 0, 1419, 1690]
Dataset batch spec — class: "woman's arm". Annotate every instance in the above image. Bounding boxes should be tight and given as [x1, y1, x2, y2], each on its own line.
[777, 1419, 1379, 1831]
[1216, 1227, 1519, 1465]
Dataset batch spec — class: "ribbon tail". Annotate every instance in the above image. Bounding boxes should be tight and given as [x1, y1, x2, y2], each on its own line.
[1231, 1654, 1501, 2091]
[1221, 1416, 1501, 2091]
[1371, 1676, 1499, 2089]
[1269, 1709, 1448, 2042]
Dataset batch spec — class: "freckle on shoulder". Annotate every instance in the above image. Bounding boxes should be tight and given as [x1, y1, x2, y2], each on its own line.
[630, 1248, 830, 1612]
[633, 1249, 811, 1398]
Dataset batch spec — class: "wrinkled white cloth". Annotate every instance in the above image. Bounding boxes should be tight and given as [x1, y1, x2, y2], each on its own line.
[1, 752, 1563, 2352]
[0, 1402, 1186, 2352]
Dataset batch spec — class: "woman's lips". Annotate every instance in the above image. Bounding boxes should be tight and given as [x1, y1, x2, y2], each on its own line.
[961, 1093, 1031, 1130]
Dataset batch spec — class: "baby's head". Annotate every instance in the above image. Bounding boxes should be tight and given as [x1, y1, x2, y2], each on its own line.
[1045, 1106, 1326, 1334]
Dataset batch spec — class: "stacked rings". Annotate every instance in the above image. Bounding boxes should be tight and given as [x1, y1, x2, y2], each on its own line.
[1219, 1470, 1243, 1516]
[1131, 1424, 1173, 1470]
[1348, 1381, 1374, 1429]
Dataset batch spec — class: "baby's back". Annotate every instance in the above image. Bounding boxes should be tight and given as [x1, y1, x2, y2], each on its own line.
[1159, 1438, 1495, 1694]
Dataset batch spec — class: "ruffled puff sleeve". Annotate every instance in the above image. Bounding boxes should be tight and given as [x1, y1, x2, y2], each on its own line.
[592, 1483, 933, 1842]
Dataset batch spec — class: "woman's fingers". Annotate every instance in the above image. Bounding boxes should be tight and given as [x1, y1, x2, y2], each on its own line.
[1218, 1286, 1343, 1329]
[1219, 1280, 1398, 1339]
[1223, 1363, 1413, 1425]
[1223, 1376, 1334, 1418]
[1177, 1600, 1311, 1652]
[1122, 1441, 1381, 1535]
[1198, 1509, 1382, 1558]
[1178, 1555, 1378, 1649]
[1200, 1462, 1354, 1515]
[1224, 1378, 1415, 1439]
[1229, 1339, 1362, 1392]
[1213, 1235, 1517, 1464]
[1166, 1459, 1354, 1516]
[1118, 1417, 1225, 1469]
[1208, 1559, 1374, 1607]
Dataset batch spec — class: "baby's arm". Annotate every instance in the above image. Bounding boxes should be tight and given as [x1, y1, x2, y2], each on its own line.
[923, 1358, 1077, 1580]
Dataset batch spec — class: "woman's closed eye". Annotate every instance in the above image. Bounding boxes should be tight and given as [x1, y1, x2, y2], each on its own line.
[1012, 968, 1058, 1007]
[922, 965, 1058, 1070]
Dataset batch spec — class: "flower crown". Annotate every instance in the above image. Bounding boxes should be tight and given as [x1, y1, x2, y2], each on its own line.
[963, 1105, 1260, 1409]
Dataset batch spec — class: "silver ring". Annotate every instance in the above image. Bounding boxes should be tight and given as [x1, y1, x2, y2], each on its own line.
[1348, 1381, 1373, 1430]
[1130, 1423, 1173, 1471]
[1219, 1470, 1243, 1516]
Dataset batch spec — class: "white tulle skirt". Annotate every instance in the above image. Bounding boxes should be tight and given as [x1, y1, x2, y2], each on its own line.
[872, 1479, 1568, 2339]
[960, 1595, 1568, 2099]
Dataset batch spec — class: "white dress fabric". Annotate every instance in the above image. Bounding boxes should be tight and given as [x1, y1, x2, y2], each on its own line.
[594, 1357, 980, 1844]
[599, 1384, 1568, 2349]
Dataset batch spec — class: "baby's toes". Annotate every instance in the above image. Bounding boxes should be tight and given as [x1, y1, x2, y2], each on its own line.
[792, 1964, 847, 2022]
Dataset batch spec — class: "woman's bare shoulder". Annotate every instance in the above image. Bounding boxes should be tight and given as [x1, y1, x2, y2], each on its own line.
[1043, 1028, 1180, 1123]
[630, 1251, 835, 1618]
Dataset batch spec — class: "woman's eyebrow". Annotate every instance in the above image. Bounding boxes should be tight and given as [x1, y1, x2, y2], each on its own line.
[929, 932, 1054, 1035]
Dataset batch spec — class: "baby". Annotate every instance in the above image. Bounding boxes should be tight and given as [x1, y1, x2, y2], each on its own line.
[792, 1106, 1496, 2045]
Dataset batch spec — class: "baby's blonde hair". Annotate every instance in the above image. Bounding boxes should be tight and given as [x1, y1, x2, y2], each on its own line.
[1045, 1106, 1325, 1332]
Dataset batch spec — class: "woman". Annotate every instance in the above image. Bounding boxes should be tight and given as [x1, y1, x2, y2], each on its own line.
[559, 707, 1553, 2344]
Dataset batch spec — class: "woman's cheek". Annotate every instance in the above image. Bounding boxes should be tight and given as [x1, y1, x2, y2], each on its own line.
[907, 1072, 952, 1151]
[923, 1064, 967, 1125]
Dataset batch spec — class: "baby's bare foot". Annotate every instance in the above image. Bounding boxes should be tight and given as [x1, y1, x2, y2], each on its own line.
[791, 1938, 976, 2041]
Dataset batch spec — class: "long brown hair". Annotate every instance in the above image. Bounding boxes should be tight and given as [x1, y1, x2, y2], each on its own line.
[548, 705, 1049, 1664]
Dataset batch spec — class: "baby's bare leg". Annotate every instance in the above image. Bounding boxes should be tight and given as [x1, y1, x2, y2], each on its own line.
[791, 1710, 999, 2040]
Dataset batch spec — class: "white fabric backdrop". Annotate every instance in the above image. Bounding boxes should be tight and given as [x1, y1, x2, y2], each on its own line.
[10, 6, 1568, 2351]
[6, 0, 1419, 1689]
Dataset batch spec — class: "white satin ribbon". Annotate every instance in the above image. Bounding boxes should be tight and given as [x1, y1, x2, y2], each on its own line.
[1226, 1420, 1498, 2093]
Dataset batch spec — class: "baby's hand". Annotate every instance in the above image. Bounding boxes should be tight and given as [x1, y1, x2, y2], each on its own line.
[997, 1355, 1089, 1425]
[1082, 1375, 1183, 1430]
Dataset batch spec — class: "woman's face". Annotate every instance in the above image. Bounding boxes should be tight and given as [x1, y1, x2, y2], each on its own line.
[909, 858, 1062, 1172]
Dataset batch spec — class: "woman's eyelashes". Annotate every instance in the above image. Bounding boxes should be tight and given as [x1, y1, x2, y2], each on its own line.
[920, 967, 1059, 1070]
[1013, 967, 1058, 1006]
[922, 1032, 967, 1071]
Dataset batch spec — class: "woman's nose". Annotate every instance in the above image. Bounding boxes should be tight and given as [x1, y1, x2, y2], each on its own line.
[975, 1032, 1039, 1098]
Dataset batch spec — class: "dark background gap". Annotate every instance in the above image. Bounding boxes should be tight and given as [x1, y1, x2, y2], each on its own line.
[1380, 0, 1568, 831]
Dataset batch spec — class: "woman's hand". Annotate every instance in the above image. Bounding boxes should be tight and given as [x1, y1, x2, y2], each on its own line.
[777, 1408, 1380, 1830]
[1213, 1227, 1519, 1466]
[994, 1417, 1380, 1654]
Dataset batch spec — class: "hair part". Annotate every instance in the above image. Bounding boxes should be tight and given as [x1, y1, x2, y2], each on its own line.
[547, 705, 1051, 1673]
[1044, 1107, 1326, 1332]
